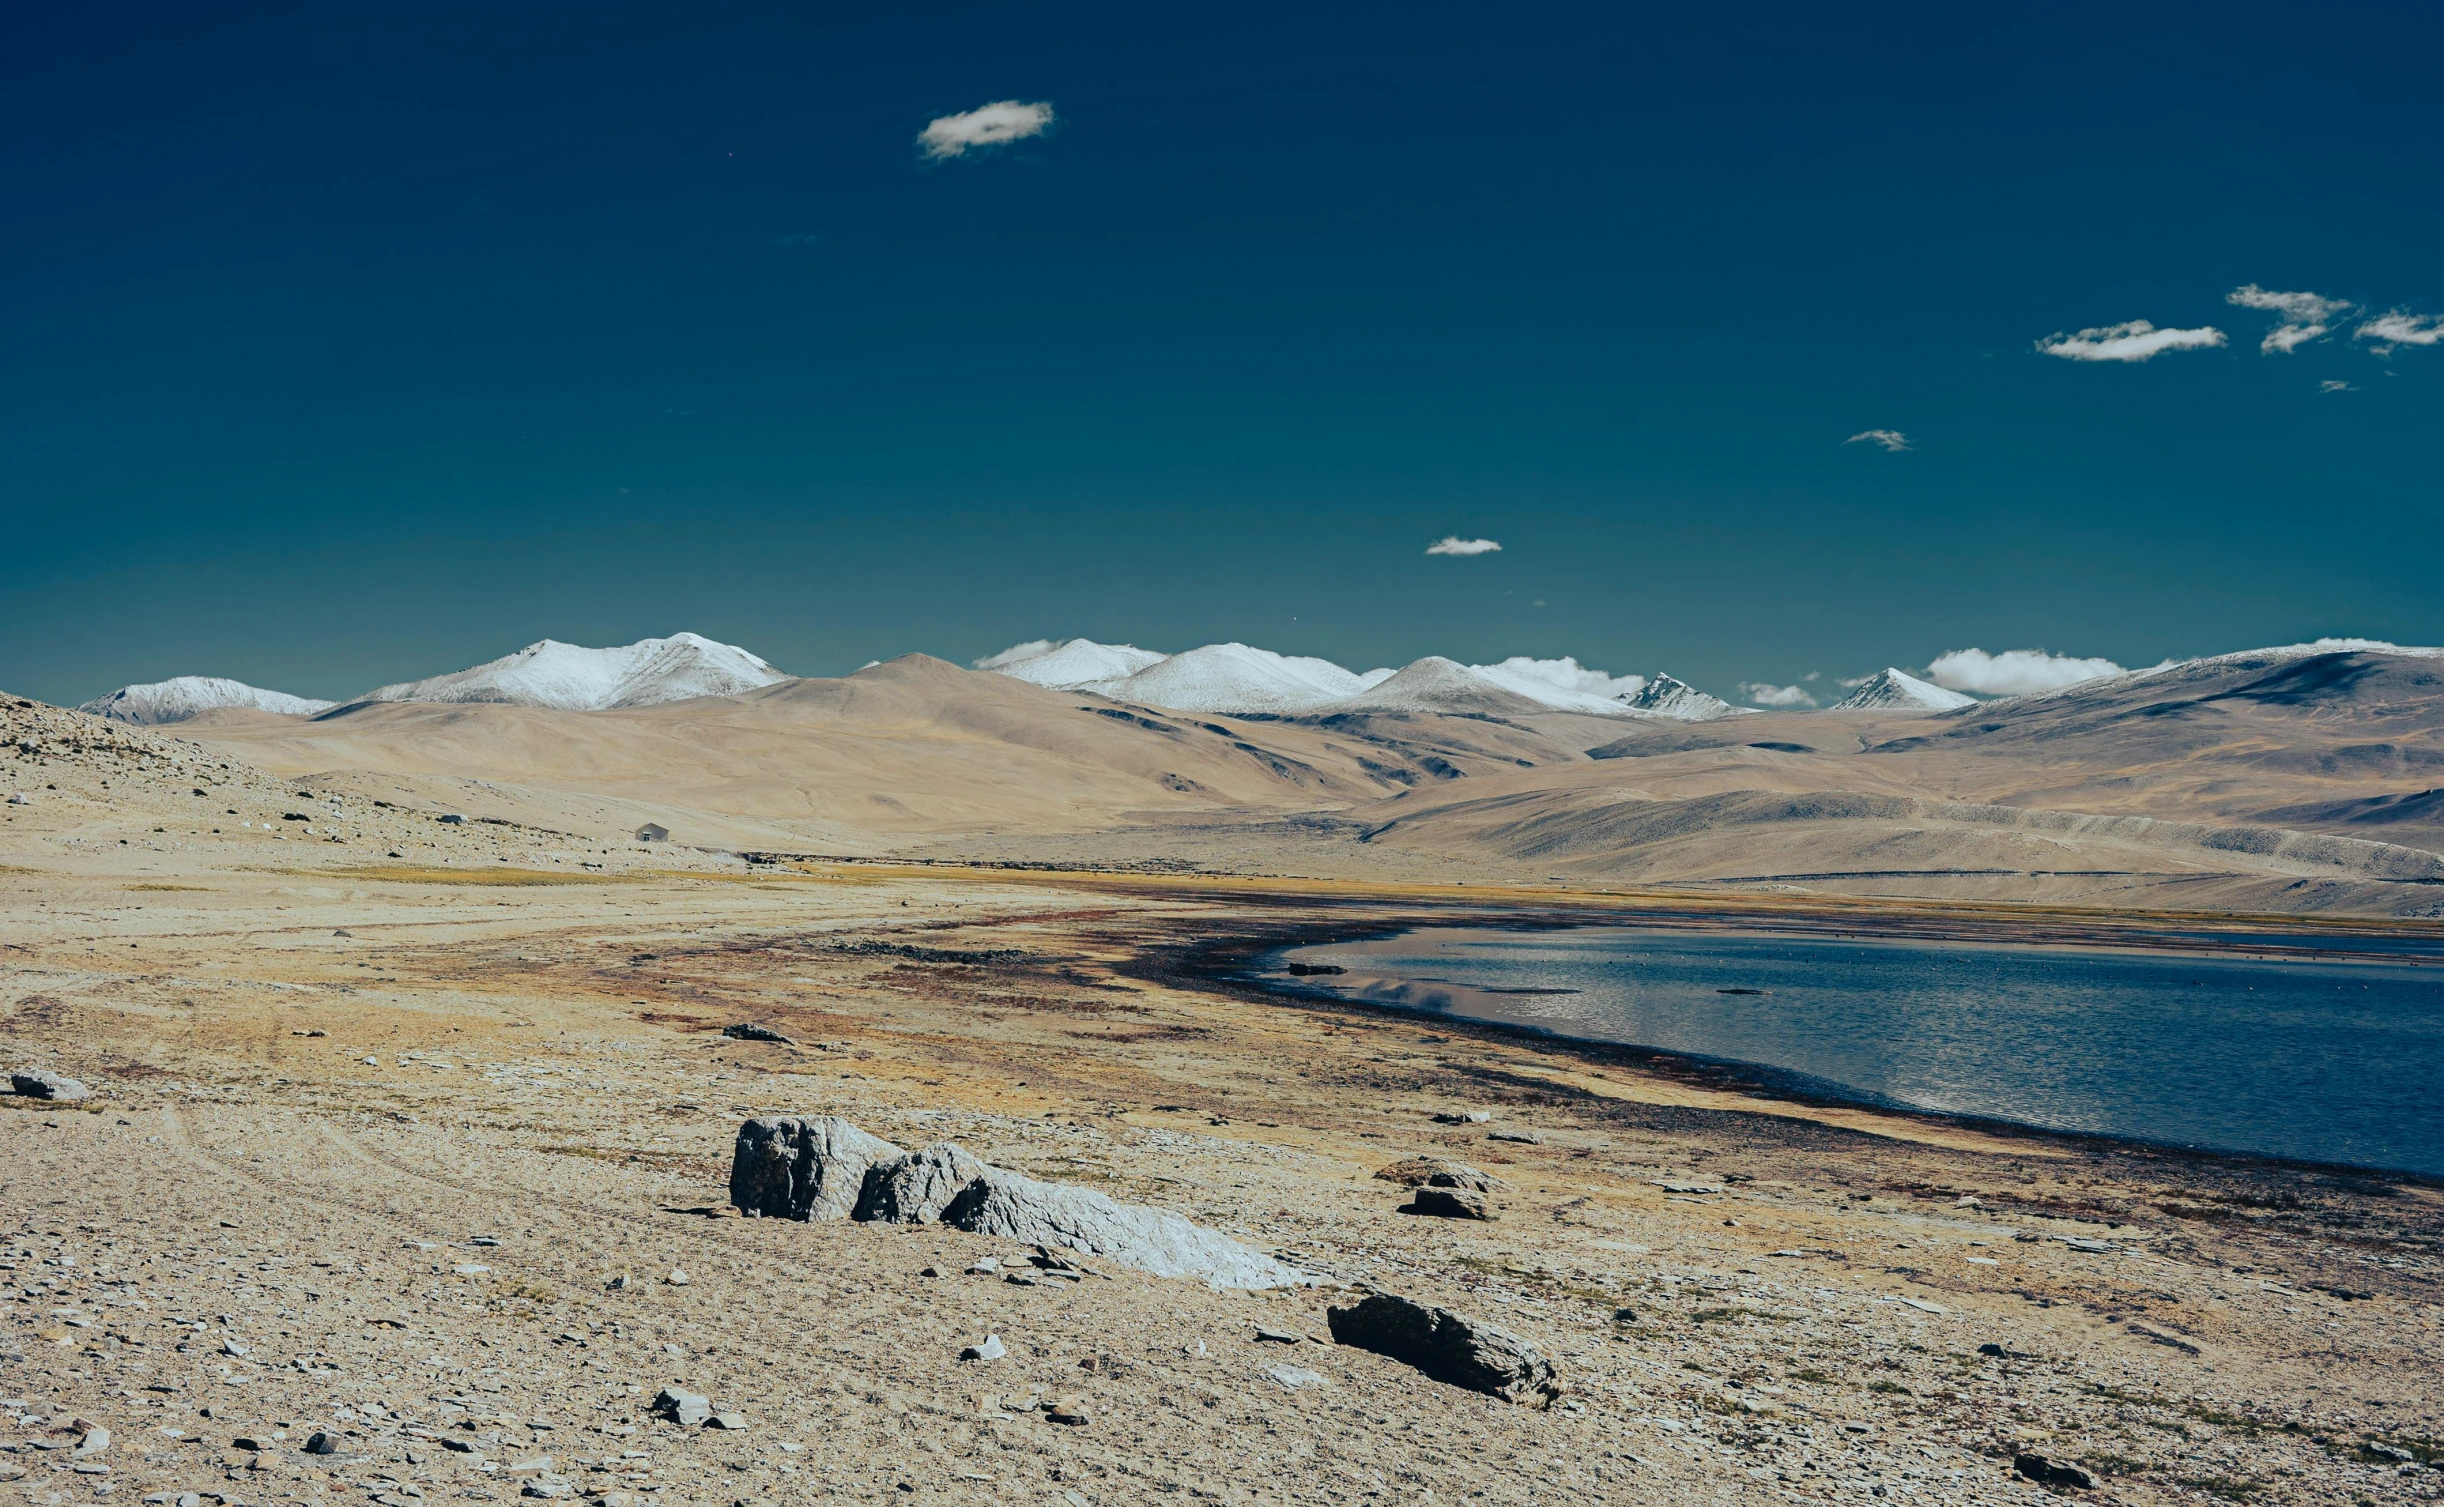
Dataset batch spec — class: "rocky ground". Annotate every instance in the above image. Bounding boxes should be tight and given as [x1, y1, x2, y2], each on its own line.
[3, 694, 2442, 1505]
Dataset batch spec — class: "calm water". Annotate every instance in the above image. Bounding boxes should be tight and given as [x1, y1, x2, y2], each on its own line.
[1272, 927, 2444, 1177]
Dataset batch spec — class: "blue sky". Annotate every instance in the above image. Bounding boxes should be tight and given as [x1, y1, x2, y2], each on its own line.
[4, 1, 2439, 705]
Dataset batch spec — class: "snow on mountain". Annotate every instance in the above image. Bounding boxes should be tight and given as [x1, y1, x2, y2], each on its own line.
[1317, 657, 1554, 716]
[1828, 668, 1977, 713]
[1083, 642, 1368, 714]
[1468, 655, 1646, 715]
[1622, 673, 1753, 721]
[979, 638, 1171, 688]
[78, 676, 336, 725]
[354, 633, 789, 711]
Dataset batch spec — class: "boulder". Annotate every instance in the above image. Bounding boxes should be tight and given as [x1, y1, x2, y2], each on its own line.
[1325, 1294, 1562, 1405]
[727, 1118, 1307, 1289]
[728, 1116, 903, 1221]
[853, 1143, 990, 1223]
[934, 1159, 1307, 1290]
[1405, 1187, 1494, 1220]
[11, 1070, 89, 1102]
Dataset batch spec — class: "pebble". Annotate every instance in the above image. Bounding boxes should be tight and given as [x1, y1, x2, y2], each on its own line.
[665, 1268, 689, 1285]
[1265, 1364, 1327, 1391]
[1254, 1326, 1302, 1345]
[1045, 1395, 1090, 1426]
[960, 1335, 1007, 1361]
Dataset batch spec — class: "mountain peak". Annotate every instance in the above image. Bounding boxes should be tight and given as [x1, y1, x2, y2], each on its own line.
[1624, 673, 1752, 722]
[351, 633, 788, 712]
[1829, 668, 1977, 712]
[78, 676, 335, 725]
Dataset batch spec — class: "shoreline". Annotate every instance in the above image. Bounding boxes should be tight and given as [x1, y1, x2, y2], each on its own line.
[1143, 906, 2444, 1192]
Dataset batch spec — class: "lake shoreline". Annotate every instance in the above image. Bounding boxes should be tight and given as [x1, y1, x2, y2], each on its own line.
[1146, 905, 2444, 1190]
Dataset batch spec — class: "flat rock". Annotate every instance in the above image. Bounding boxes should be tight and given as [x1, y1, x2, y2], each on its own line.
[1326, 1294, 1563, 1406]
[854, 1143, 991, 1223]
[11, 1070, 89, 1102]
[719, 1023, 793, 1044]
[1371, 1159, 1500, 1192]
[652, 1387, 711, 1428]
[1430, 1110, 1490, 1124]
[959, 1335, 1006, 1361]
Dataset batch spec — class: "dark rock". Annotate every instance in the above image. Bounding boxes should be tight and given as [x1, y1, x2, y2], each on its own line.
[1325, 1294, 1562, 1405]
[1486, 1130, 1543, 1145]
[11, 1070, 89, 1102]
[2014, 1454, 2095, 1490]
[728, 1116, 903, 1221]
[303, 1432, 336, 1455]
[1405, 1187, 1494, 1220]
[652, 1387, 712, 1428]
[720, 1023, 793, 1044]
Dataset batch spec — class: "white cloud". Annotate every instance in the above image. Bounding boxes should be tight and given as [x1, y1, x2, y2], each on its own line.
[2354, 310, 2444, 357]
[1844, 429, 1912, 452]
[2037, 320, 2228, 363]
[1740, 682, 1818, 708]
[2226, 285, 2354, 354]
[1471, 656, 1645, 702]
[973, 639, 1060, 670]
[918, 100, 1056, 160]
[2320, 379, 2356, 393]
[1926, 647, 2126, 696]
[1426, 537, 1502, 556]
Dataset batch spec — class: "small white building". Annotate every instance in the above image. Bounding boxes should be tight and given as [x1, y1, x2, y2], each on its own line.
[635, 822, 669, 843]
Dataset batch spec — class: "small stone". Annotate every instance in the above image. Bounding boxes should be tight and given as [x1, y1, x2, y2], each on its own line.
[652, 1387, 712, 1428]
[1486, 1130, 1542, 1145]
[665, 1268, 689, 1286]
[302, 1432, 336, 1455]
[520, 1477, 575, 1500]
[960, 1335, 1007, 1362]
[505, 1456, 554, 1475]
[1325, 1293, 1562, 1406]
[1004, 1271, 1040, 1286]
[1430, 1110, 1491, 1124]
[919, 1266, 942, 1278]
[605, 1272, 633, 1290]
[705, 1414, 748, 1431]
[10, 1069, 90, 1102]
[222, 1338, 250, 1357]
[966, 1258, 1001, 1275]
[74, 1426, 110, 1456]
[1045, 1395, 1090, 1426]
[1264, 1364, 1327, 1391]
[440, 1437, 477, 1453]
[1253, 1327, 1301, 1345]
[720, 1023, 793, 1044]
[2014, 1454, 2095, 1490]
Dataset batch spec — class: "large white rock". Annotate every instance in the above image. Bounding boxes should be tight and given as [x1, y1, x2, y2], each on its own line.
[729, 1119, 1309, 1290]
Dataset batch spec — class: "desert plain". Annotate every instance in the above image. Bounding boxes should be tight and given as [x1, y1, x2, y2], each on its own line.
[3, 647, 2442, 1507]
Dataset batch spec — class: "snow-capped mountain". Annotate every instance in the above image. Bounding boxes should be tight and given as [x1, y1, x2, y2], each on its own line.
[352, 633, 789, 712]
[1083, 642, 1373, 714]
[1623, 673, 1753, 721]
[78, 676, 336, 725]
[1468, 656, 1647, 715]
[1828, 668, 1976, 713]
[980, 638, 1171, 688]
[1318, 657, 1554, 717]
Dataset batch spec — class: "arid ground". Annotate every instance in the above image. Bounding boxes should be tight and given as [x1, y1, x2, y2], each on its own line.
[4, 662, 2443, 1506]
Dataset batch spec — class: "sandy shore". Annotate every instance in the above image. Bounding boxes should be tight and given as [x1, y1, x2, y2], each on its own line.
[3, 844, 2440, 1506]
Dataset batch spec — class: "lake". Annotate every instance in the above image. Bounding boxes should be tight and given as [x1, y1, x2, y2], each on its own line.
[1270, 926, 2444, 1177]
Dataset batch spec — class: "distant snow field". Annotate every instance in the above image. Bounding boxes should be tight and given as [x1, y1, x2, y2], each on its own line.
[78, 676, 337, 725]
